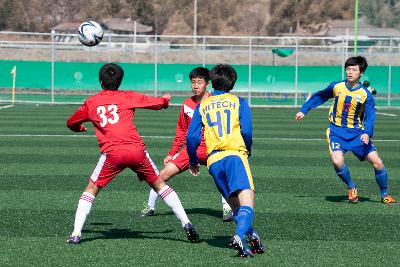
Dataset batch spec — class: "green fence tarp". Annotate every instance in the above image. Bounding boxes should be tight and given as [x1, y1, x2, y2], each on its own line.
[1, 60, 399, 94]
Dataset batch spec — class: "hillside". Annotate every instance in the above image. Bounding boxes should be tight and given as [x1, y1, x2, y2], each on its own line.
[0, 0, 398, 36]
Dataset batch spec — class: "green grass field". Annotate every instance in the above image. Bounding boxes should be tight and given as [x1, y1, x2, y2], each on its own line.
[0, 104, 399, 266]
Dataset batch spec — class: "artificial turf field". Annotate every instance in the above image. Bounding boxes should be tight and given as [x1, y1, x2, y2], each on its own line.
[0, 104, 399, 266]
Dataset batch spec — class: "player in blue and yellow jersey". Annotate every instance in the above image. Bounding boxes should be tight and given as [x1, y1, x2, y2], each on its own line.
[295, 56, 395, 204]
[187, 64, 265, 258]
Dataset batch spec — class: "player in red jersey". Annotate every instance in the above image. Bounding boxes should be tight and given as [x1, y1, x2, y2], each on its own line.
[66, 63, 199, 244]
[140, 67, 233, 221]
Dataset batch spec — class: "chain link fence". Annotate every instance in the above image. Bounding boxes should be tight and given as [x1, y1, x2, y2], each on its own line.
[1, 31, 399, 107]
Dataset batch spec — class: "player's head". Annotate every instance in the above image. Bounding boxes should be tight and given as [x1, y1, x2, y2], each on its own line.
[362, 80, 370, 87]
[345, 56, 368, 83]
[210, 64, 237, 92]
[99, 63, 124, 90]
[189, 67, 209, 97]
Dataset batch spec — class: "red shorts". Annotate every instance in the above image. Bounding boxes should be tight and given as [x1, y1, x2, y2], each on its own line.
[89, 148, 159, 187]
[169, 145, 207, 171]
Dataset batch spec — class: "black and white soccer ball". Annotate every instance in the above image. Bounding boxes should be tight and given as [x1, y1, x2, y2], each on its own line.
[77, 21, 104, 47]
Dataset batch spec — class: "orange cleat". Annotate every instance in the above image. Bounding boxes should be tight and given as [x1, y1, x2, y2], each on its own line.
[348, 188, 358, 203]
[381, 195, 396, 204]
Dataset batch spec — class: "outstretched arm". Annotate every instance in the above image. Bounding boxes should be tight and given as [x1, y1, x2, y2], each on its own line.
[67, 103, 89, 132]
[296, 82, 335, 121]
[128, 92, 170, 110]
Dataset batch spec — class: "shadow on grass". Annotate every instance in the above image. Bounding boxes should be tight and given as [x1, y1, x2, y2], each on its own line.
[81, 228, 181, 243]
[79, 208, 224, 244]
[325, 195, 378, 203]
[147, 207, 221, 219]
[186, 207, 221, 219]
[203, 235, 231, 249]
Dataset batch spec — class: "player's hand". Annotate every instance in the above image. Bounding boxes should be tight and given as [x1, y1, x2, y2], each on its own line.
[189, 164, 200, 176]
[295, 112, 305, 122]
[162, 94, 171, 102]
[360, 133, 369, 145]
[164, 155, 173, 164]
[79, 125, 87, 132]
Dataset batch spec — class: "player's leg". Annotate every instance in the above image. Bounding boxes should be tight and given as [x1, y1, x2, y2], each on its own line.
[331, 150, 358, 203]
[149, 179, 199, 242]
[68, 153, 119, 244]
[209, 153, 260, 257]
[67, 181, 100, 244]
[222, 196, 234, 221]
[142, 161, 180, 217]
[198, 146, 234, 221]
[327, 130, 357, 202]
[365, 151, 396, 204]
[136, 149, 199, 242]
[331, 150, 355, 189]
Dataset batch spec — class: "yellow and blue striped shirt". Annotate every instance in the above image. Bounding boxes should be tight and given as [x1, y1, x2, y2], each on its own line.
[300, 80, 375, 138]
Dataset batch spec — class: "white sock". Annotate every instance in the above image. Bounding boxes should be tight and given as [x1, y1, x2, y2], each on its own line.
[147, 189, 159, 209]
[222, 196, 231, 210]
[72, 192, 95, 236]
[159, 185, 190, 227]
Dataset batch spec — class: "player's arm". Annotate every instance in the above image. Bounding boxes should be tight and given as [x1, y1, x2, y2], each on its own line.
[168, 105, 188, 157]
[128, 92, 170, 110]
[361, 93, 376, 144]
[239, 97, 252, 156]
[296, 82, 335, 121]
[186, 105, 202, 175]
[66, 103, 89, 132]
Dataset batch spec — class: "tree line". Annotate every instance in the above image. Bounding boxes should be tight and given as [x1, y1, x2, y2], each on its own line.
[0, 0, 398, 35]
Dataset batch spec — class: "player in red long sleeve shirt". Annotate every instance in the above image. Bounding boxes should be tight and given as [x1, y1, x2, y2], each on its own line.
[66, 63, 199, 244]
[141, 67, 233, 221]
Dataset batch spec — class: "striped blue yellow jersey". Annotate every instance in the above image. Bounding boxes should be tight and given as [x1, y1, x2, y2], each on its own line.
[187, 90, 252, 166]
[300, 80, 375, 138]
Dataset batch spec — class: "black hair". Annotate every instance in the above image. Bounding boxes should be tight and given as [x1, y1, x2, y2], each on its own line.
[189, 67, 210, 81]
[209, 64, 237, 92]
[362, 80, 370, 87]
[345, 56, 368, 73]
[99, 63, 124, 90]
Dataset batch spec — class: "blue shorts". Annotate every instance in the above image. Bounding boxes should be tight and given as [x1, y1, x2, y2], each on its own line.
[326, 128, 376, 161]
[208, 151, 254, 199]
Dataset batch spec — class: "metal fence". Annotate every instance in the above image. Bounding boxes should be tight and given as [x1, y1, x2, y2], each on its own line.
[1, 31, 400, 107]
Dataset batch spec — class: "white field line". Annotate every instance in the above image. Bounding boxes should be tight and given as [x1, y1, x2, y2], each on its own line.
[376, 112, 399, 117]
[0, 134, 400, 142]
[0, 105, 14, 109]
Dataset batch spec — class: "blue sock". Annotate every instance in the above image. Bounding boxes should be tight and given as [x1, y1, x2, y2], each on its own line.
[375, 168, 388, 198]
[234, 206, 254, 240]
[335, 165, 356, 189]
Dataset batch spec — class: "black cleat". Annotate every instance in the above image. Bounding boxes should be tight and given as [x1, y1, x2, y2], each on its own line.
[184, 223, 200, 243]
[228, 235, 253, 258]
[248, 232, 266, 254]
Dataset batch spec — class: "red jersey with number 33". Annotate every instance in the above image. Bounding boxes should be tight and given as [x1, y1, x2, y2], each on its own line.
[67, 90, 169, 153]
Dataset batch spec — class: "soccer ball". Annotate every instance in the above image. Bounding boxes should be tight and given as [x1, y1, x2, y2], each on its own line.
[77, 21, 104, 47]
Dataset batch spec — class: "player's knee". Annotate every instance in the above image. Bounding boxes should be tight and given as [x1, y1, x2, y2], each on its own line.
[149, 178, 165, 192]
[85, 182, 100, 196]
[331, 157, 344, 169]
[372, 160, 384, 170]
[159, 169, 172, 182]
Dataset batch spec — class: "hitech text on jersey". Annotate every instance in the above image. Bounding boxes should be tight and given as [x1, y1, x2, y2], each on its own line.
[186, 90, 252, 166]
[199, 94, 247, 154]
[300, 80, 375, 138]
